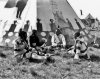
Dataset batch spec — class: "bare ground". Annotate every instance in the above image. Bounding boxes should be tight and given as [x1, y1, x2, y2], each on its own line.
[0, 47, 100, 79]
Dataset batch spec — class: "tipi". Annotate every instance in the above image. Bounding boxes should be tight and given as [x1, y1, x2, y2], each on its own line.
[37, 0, 92, 46]
[85, 13, 94, 20]
[37, 0, 85, 31]
[0, 0, 93, 47]
[82, 13, 99, 30]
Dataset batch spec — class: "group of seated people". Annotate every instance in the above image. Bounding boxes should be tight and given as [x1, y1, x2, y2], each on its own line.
[13, 27, 88, 60]
[14, 28, 46, 59]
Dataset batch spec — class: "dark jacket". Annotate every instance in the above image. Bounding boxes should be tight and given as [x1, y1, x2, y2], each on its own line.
[29, 35, 40, 47]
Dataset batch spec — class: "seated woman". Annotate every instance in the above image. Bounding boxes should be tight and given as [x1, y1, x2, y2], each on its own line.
[14, 28, 29, 59]
[51, 29, 66, 48]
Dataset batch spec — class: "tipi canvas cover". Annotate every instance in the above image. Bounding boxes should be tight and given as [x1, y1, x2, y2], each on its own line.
[37, 0, 90, 46]
[37, 0, 85, 31]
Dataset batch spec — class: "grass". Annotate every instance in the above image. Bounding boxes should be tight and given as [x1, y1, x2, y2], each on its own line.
[0, 47, 100, 79]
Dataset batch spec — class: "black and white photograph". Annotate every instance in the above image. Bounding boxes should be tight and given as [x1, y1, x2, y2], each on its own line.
[0, 0, 100, 79]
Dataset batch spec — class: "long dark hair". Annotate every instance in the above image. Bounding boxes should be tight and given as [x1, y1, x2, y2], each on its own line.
[18, 28, 27, 42]
[31, 30, 37, 36]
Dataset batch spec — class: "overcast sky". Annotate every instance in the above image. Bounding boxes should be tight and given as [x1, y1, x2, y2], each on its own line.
[68, 0, 100, 20]
[0, 0, 100, 20]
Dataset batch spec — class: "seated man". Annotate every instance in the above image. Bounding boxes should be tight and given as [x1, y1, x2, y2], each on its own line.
[74, 31, 87, 59]
[51, 29, 66, 48]
[14, 28, 29, 59]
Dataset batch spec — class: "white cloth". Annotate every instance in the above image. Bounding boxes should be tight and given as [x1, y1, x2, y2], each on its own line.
[51, 34, 66, 46]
